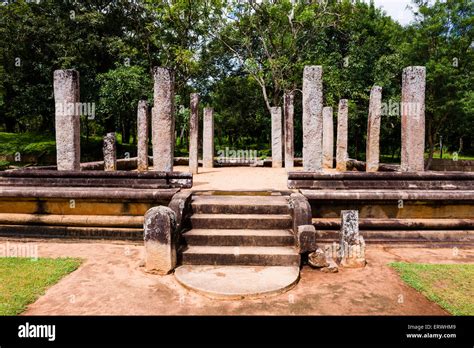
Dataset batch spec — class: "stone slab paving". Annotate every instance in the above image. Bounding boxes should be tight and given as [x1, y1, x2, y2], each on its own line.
[11, 239, 473, 315]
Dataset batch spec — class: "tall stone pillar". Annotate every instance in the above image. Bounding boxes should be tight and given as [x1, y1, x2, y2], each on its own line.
[53, 69, 81, 171]
[103, 132, 116, 171]
[322, 106, 334, 169]
[336, 99, 349, 171]
[401, 66, 426, 172]
[189, 93, 199, 174]
[302, 66, 323, 171]
[152, 67, 175, 172]
[137, 100, 149, 172]
[203, 107, 214, 168]
[366, 86, 383, 172]
[284, 90, 294, 170]
[271, 106, 283, 168]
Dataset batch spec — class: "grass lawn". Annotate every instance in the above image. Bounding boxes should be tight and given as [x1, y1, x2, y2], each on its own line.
[390, 262, 474, 315]
[0, 257, 82, 315]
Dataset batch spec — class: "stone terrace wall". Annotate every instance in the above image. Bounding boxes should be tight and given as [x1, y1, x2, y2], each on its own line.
[427, 159, 474, 172]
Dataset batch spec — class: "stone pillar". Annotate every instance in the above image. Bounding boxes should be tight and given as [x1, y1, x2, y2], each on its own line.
[339, 210, 366, 268]
[336, 99, 349, 171]
[203, 107, 214, 168]
[189, 93, 199, 174]
[302, 66, 323, 171]
[401, 66, 426, 172]
[103, 133, 116, 171]
[137, 100, 149, 172]
[271, 106, 283, 168]
[284, 90, 294, 170]
[322, 106, 334, 169]
[366, 86, 382, 172]
[144, 206, 177, 275]
[53, 69, 81, 171]
[152, 67, 175, 172]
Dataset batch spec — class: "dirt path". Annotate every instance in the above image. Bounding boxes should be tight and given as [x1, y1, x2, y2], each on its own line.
[174, 166, 303, 191]
[13, 240, 473, 315]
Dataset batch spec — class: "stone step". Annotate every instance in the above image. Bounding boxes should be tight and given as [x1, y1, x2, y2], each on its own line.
[174, 265, 300, 299]
[190, 214, 292, 229]
[191, 195, 289, 214]
[181, 246, 300, 266]
[182, 229, 295, 246]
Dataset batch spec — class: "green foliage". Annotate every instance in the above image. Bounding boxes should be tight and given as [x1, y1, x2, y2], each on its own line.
[97, 65, 151, 143]
[0, 0, 472, 157]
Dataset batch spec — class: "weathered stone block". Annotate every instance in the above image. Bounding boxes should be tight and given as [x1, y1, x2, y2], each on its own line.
[322, 106, 334, 169]
[289, 193, 312, 234]
[203, 107, 214, 168]
[302, 66, 323, 171]
[189, 93, 199, 174]
[308, 248, 328, 268]
[137, 100, 149, 172]
[321, 259, 339, 273]
[297, 225, 317, 254]
[336, 99, 348, 171]
[144, 206, 177, 275]
[53, 69, 81, 171]
[401, 66, 426, 172]
[366, 86, 382, 172]
[339, 210, 366, 268]
[271, 106, 283, 168]
[152, 67, 175, 172]
[284, 90, 294, 170]
[103, 133, 116, 171]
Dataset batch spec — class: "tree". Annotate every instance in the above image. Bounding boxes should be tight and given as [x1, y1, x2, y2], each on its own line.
[97, 66, 151, 144]
[403, 0, 474, 167]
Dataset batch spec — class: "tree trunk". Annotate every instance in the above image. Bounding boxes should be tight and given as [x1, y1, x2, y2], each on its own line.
[122, 119, 131, 145]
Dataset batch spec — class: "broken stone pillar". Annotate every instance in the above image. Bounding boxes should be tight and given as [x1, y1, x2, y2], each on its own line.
[339, 210, 366, 268]
[203, 107, 214, 168]
[103, 133, 116, 171]
[366, 86, 383, 172]
[189, 93, 199, 174]
[336, 99, 349, 171]
[302, 66, 323, 171]
[53, 69, 81, 171]
[152, 67, 175, 172]
[271, 106, 282, 168]
[401, 66, 426, 172]
[144, 206, 177, 275]
[308, 247, 339, 273]
[137, 100, 149, 172]
[322, 106, 334, 169]
[284, 90, 294, 170]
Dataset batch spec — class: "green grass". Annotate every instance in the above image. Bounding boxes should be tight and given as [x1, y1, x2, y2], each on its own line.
[0, 132, 56, 156]
[427, 151, 474, 160]
[0, 257, 82, 315]
[390, 262, 474, 315]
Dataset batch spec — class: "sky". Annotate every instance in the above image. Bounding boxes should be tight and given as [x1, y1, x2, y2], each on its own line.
[368, 0, 416, 25]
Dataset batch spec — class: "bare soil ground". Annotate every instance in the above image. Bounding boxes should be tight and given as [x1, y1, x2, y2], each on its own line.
[8, 239, 472, 315]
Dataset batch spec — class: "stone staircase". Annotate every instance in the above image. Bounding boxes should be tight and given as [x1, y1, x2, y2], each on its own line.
[174, 192, 301, 298]
[180, 193, 300, 267]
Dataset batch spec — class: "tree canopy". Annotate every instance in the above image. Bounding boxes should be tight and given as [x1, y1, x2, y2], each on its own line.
[0, 0, 472, 162]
